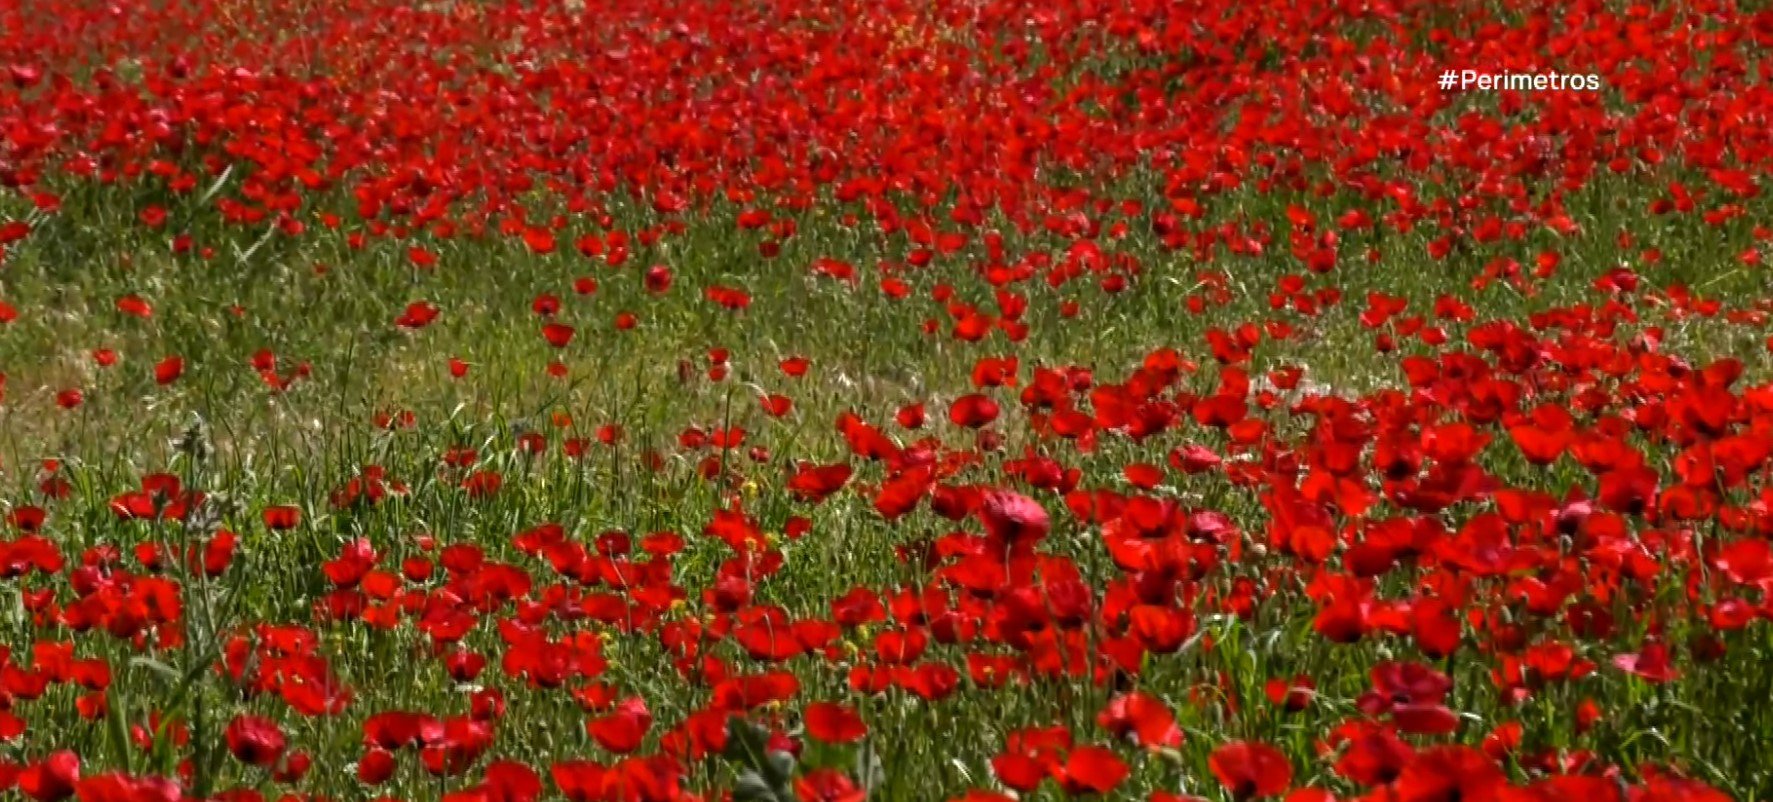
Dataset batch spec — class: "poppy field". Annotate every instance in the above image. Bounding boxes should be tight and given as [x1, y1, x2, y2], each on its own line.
[3, 0, 1773, 800]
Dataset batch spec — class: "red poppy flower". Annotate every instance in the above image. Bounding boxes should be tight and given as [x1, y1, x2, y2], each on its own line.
[1097, 692, 1181, 750]
[1050, 746, 1128, 795]
[1209, 741, 1292, 800]
[20, 751, 79, 802]
[1392, 746, 1504, 802]
[1612, 642, 1681, 683]
[542, 323, 575, 348]
[154, 356, 184, 385]
[262, 505, 301, 530]
[978, 490, 1051, 549]
[485, 759, 543, 802]
[804, 702, 868, 744]
[761, 394, 793, 417]
[949, 394, 1000, 428]
[225, 714, 287, 768]
[115, 295, 152, 318]
[587, 697, 652, 754]
[795, 768, 867, 802]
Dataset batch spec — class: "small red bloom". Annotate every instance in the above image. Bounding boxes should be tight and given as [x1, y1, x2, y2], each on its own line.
[949, 394, 1000, 428]
[262, 505, 301, 531]
[587, 697, 652, 754]
[1209, 741, 1292, 800]
[804, 702, 868, 744]
[1613, 642, 1681, 683]
[225, 714, 287, 768]
[978, 490, 1051, 550]
[357, 749, 396, 785]
[1051, 746, 1128, 795]
[116, 295, 152, 318]
[1098, 692, 1182, 750]
[542, 323, 575, 348]
[154, 356, 184, 385]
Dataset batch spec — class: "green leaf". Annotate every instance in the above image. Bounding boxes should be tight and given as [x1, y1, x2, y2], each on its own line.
[723, 715, 797, 799]
[855, 742, 885, 795]
[765, 751, 796, 785]
[722, 715, 774, 770]
[129, 657, 182, 683]
[732, 769, 791, 802]
[107, 691, 135, 774]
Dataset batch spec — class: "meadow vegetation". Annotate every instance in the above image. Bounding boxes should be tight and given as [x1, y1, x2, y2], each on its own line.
[1, 0, 1772, 801]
